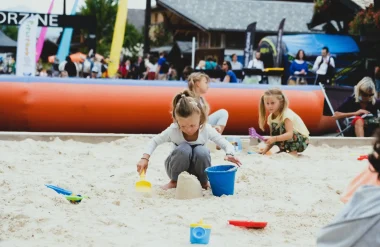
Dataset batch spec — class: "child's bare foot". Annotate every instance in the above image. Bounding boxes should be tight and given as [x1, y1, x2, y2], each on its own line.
[201, 182, 210, 190]
[161, 180, 177, 190]
[288, 151, 298, 156]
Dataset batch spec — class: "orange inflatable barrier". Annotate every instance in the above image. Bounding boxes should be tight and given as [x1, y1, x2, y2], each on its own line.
[0, 77, 336, 135]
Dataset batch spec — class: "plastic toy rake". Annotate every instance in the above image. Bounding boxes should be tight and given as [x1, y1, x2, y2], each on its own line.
[248, 127, 266, 142]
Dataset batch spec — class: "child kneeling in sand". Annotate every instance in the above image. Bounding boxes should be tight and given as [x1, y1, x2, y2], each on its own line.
[136, 90, 242, 190]
[258, 88, 310, 155]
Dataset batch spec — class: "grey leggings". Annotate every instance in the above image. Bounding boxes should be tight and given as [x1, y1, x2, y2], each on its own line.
[165, 143, 211, 184]
[208, 109, 229, 126]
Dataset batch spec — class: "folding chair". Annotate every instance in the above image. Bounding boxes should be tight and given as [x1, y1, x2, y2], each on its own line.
[318, 83, 344, 136]
[335, 117, 354, 137]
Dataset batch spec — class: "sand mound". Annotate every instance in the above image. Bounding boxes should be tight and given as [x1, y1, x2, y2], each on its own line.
[175, 172, 203, 200]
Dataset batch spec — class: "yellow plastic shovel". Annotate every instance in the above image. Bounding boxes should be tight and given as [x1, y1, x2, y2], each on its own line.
[135, 170, 152, 193]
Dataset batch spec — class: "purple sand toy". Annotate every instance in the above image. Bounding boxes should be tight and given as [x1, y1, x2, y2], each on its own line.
[248, 127, 267, 142]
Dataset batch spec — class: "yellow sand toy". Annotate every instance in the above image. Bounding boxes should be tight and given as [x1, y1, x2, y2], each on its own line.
[135, 170, 152, 193]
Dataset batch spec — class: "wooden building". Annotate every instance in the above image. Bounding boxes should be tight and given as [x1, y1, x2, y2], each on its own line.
[151, 0, 322, 66]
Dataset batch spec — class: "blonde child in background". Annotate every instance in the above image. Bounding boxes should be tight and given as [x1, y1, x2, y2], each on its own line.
[258, 88, 310, 156]
[187, 72, 229, 150]
[187, 72, 229, 136]
[136, 90, 241, 190]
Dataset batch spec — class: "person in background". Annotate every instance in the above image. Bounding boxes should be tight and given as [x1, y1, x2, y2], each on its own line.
[82, 55, 94, 78]
[36, 59, 43, 76]
[142, 54, 152, 79]
[90, 66, 98, 79]
[0, 57, 3, 74]
[75, 61, 83, 77]
[51, 57, 60, 77]
[230, 54, 243, 70]
[288, 49, 308, 85]
[333, 77, 380, 137]
[156, 51, 169, 80]
[144, 56, 158, 80]
[118, 59, 128, 79]
[126, 60, 136, 79]
[222, 61, 237, 83]
[60, 70, 68, 78]
[134, 56, 146, 79]
[244, 51, 265, 84]
[168, 65, 178, 81]
[64, 56, 77, 77]
[182, 66, 194, 81]
[100, 59, 108, 78]
[312, 46, 335, 85]
[205, 56, 217, 70]
[196, 60, 206, 70]
[39, 68, 48, 77]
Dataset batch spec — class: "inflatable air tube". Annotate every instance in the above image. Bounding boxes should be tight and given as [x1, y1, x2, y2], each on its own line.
[0, 77, 336, 135]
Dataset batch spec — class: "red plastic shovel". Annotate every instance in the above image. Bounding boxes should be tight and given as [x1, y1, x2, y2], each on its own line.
[228, 220, 268, 229]
[357, 155, 368, 161]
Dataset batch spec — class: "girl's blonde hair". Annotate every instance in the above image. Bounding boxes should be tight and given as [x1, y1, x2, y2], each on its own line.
[354, 77, 376, 104]
[187, 72, 210, 93]
[258, 88, 289, 131]
[172, 89, 208, 128]
[187, 72, 211, 115]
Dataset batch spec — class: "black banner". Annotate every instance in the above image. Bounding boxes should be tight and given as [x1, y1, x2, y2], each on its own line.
[0, 11, 96, 30]
[243, 22, 256, 68]
[275, 18, 285, 67]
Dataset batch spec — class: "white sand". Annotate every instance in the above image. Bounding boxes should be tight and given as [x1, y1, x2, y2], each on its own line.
[0, 137, 371, 247]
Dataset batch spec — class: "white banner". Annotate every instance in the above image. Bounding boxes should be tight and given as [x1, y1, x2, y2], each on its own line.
[16, 15, 38, 76]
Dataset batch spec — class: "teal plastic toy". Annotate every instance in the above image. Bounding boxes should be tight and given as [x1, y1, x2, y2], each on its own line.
[45, 184, 87, 203]
[190, 219, 211, 245]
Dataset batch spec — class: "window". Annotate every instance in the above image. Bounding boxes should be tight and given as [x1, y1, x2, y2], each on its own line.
[225, 32, 245, 49]
[199, 32, 209, 48]
[210, 32, 221, 48]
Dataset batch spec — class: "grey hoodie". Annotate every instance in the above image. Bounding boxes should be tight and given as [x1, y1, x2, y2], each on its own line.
[316, 185, 380, 247]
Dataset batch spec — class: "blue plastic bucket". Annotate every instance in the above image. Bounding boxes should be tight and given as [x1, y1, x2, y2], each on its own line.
[205, 165, 237, 197]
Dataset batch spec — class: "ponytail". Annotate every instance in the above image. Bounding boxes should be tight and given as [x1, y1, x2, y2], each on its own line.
[172, 90, 208, 128]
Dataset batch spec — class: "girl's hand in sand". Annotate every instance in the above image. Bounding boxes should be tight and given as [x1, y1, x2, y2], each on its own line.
[224, 155, 242, 167]
[265, 136, 277, 145]
[259, 145, 272, 155]
[137, 159, 149, 174]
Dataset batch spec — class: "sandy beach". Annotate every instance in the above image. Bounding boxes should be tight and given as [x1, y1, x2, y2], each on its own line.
[0, 136, 371, 246]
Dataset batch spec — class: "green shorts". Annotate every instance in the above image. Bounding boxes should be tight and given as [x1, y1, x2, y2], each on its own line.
[271, 122, 309, 153]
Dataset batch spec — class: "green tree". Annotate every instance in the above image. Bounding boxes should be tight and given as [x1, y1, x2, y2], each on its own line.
[149, 22, 173, 47]
[79, 0, 143, 56]
[0, 25, 18, 41]
[80, 0, 118, 55]
[123, 22, 143, 54]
